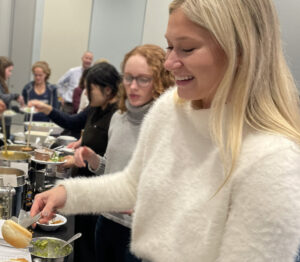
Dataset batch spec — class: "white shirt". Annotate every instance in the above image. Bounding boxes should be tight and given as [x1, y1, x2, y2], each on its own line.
[57, 66, 83, 103]
[59, 88, 300, 262]
[78, 89, 89, 113]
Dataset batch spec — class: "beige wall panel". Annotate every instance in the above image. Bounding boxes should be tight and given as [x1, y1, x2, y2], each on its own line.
[40, 0, 92, 83]
[142, 0, 172, 48]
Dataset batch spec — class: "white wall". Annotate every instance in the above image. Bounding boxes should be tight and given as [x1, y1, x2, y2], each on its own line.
[273, 0, 300, 88]
[9, 0, 36, 94]
[31, 0, 45, 67]
[142, 0, 172, 48]
[89, 0, 147, 71]
[2, 0, 299, 92]
[0, 0, 13, 56]
[39, 0, 93, 82]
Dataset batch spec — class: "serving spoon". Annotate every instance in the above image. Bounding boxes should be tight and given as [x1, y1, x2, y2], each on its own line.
[60, 232, 82, 250]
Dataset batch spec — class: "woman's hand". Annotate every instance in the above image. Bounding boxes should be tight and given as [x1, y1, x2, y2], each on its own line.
[74, 146, 99, 168]
[17, 95, 25, 107]
[28, 100, 53, 115]
[30, 185, 67, 225]
[67, 138, 82, 149]
[60, 155, 75, 169]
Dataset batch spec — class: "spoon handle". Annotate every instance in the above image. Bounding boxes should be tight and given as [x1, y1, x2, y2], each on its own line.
[61, 232, 82, 249]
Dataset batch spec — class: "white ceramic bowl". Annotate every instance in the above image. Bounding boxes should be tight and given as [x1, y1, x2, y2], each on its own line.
[36, 214, 67, 231]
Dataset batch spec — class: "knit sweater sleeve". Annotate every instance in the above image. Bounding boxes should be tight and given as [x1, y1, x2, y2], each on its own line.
[56, 110, 152, 215]
[57, 138, 146, 214]
[216, 145, 300, 261]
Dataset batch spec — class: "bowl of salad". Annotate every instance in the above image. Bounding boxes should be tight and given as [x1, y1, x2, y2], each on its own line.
[30, 236, 72, 261]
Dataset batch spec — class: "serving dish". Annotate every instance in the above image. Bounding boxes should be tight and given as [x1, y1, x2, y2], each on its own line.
[30, 236, 72, 261]
[36, 214, 67, 232]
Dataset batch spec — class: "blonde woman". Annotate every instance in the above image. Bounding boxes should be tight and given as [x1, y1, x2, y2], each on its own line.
[31, 0, 300, 261]
[22, 61, 59, 122]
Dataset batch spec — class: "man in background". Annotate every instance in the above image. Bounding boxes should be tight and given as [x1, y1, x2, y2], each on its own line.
[57, 51, 93, 114]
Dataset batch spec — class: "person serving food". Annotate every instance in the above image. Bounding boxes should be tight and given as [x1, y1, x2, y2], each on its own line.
[31, 0, 300, 261]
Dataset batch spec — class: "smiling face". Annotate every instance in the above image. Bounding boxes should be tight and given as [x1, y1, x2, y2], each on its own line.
[123, 54, 154, 107]
[5, 66, 13, 80]
[164, 8, 228, 108]
[82, 52, 93, 69]
[33, 67, 47, 85]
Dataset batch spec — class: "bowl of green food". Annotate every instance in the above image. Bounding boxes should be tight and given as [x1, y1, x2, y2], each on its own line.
[30, 237, 73, 262]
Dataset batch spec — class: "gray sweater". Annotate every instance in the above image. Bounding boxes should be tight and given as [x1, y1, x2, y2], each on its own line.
[90, 99, 152, 227]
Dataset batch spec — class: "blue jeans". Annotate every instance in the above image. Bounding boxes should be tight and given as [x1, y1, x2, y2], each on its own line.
[95, 216, 141, 262]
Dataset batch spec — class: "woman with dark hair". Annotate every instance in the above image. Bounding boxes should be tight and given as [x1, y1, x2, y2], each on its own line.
[29, 62, 121, 262]
[0, 56, 24, 137]
[22, 61, 59, 122]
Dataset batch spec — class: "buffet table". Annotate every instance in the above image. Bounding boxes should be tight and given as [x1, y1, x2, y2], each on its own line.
[0, 216, 74, 262]
[33, 215, 74, 262]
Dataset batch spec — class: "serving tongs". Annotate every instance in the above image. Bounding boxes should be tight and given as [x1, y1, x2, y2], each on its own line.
[11, 209, 42, 229]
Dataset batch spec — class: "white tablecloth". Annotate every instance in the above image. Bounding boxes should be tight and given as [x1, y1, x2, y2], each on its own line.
[0, 219, 32, 262]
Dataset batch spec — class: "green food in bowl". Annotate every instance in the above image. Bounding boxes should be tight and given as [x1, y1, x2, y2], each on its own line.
[31, 238, 72, 258]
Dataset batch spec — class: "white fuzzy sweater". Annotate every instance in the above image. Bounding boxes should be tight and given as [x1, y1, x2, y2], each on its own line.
[58, 88, 300, 262]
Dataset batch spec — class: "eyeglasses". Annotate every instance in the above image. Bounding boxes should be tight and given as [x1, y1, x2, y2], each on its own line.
[123, 74, 152, 88]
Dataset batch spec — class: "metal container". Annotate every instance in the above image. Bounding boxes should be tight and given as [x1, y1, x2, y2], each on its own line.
[0, 167, 25, 218]
[0, 151, 31, 162]
[24, 121, 63, 135]
[0, 144, 36, 154]
[0, 187, 15, 219]
[0, 150, 31, 175]
[31, 237, 73, 262]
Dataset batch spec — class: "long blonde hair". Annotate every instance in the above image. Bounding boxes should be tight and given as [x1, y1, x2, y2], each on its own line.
[170, 0, 300, 184]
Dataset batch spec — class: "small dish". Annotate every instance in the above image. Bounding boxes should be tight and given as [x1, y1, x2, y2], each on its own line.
[20, 106, 37, 114]
[36, 214, 67, 231]
[34, 148, 54, 161]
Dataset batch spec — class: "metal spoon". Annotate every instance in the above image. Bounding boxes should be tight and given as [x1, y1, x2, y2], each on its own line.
[60, 232, 82, 249]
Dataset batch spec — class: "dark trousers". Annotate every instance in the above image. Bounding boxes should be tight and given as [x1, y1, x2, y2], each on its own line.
[74, 214, 98, 262]
[95, 216, 141, 262]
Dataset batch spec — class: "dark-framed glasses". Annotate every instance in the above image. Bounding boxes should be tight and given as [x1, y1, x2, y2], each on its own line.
[123, 74, 152, 88]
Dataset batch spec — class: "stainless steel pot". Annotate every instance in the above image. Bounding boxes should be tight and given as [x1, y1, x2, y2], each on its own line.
[0, 144, 36, 154]
[0, 150, 31, 174]
[0, 151, 31, 162]
[31, 237, 73, 262]
[0, 167, 25, 218]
